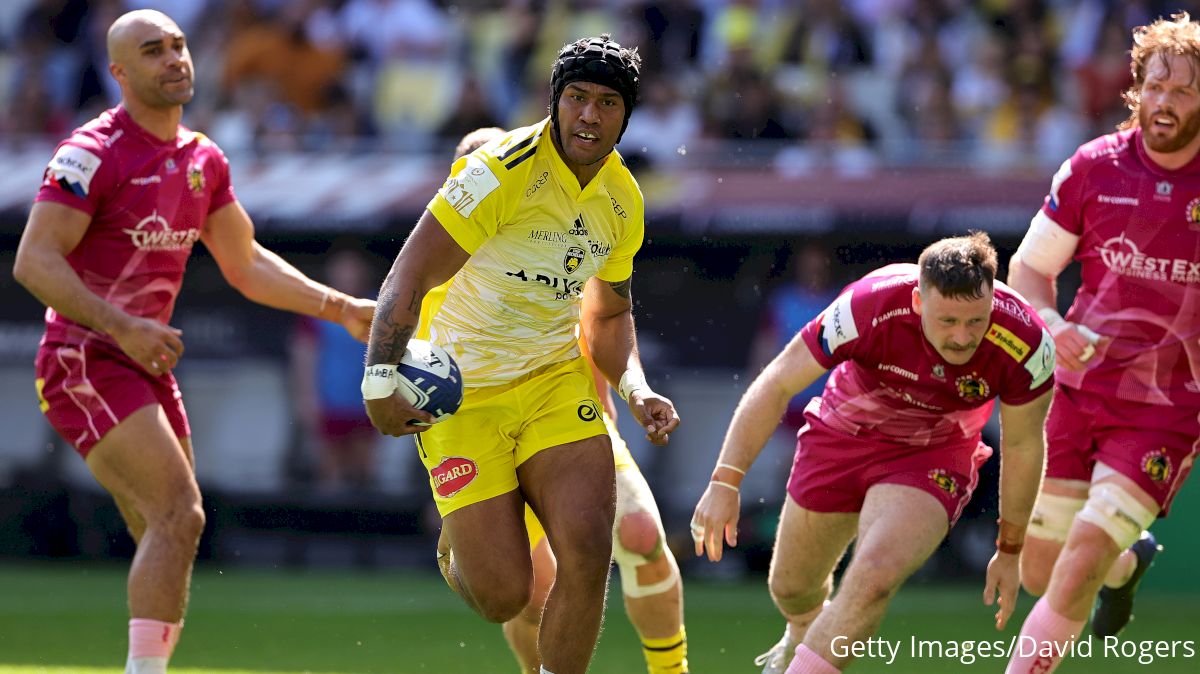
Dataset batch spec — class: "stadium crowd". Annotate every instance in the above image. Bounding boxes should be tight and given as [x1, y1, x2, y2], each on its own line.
[0, 0, 1186, 171]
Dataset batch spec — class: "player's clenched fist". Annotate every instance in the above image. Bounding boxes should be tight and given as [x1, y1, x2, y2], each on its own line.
[626, 389, 680, 445]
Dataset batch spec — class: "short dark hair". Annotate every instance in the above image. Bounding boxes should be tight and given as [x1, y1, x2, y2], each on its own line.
[917, 232, 997, 300]
[453, 126, 505, 161]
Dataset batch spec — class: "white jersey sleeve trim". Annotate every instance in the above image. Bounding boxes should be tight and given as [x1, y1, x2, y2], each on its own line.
[1013, 211, 1079, 278]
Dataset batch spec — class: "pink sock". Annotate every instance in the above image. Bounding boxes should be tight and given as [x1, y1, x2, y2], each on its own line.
[785, 644, 840, 674]
[1005, 599, 1084, 674]
[129, 618, 181, 659]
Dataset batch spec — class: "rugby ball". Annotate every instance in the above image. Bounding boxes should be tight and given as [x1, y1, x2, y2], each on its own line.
[396, 339, 464, 423]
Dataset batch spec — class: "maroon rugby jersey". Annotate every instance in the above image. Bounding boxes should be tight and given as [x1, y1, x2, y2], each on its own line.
[34, 106, 236, 347]
[1039, 127, 1200, 407]
[798, 264, 1055, 447]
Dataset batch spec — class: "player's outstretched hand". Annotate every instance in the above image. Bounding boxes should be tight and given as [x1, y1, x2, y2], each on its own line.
[111, 315, 184, 376]
[341, 297, 377, 343]
[1048, 321, 1106, 372]
[364, 393, 436, 437]
[983, 550, 1020, 631]
[691, 481, 739, 562]
[627, 389, 680, 446]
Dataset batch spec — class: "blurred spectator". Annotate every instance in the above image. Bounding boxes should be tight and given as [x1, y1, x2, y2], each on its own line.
[747, 241, 838, 441]
[637, 0, 705, 77]
[436, 73, 503, 147]
[289, 243, 380, 493]
[779, 0, 873, 72]
[702, 46, 795, 141]
[222, 2, 346, 126]
[775, 78, 878, 176]
[1, 0, 1172, 171]
[619, 78, 701, 169]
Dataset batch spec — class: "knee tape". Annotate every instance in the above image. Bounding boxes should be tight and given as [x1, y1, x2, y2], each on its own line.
[1077, 482, 1157, 550]
[1027, 492, 1085, 543]
[612, 468, 679, 598]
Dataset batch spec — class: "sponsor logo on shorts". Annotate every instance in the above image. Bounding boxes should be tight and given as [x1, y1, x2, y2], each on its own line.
[577, 399, 601, 422]
[985, 324, 1030, 361]
[955, 374, 990, 402]
[928, 469, 958, 496]
[1141, 449, 1172, 484]
[563, 246, 585, 274]
[431, 456, 479, 498]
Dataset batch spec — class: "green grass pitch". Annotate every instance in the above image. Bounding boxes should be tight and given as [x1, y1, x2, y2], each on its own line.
[0, 561, 1196, 673]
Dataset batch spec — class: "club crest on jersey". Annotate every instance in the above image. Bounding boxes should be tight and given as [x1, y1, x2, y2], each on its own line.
[1188, 197, 1200, 230]
[563, 246, 586, 274]
[1141, 449, 1172, 484]
[955, 374, 990, 402]
[187, 163, 205, 195]
[928, 469, 958, 496]
[431, 456, 478, 498]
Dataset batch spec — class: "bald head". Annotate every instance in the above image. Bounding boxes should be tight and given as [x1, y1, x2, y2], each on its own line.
[106, 9, 194, 111]
[107, 10, 181, 64]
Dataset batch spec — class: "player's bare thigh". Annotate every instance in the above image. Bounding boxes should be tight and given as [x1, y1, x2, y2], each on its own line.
[85, 404, 202, 531]
[853, 483, 949, 577]
[769, 495, 858, 611]
[441, 488, 533, 621]
[518, 433, 615, 558]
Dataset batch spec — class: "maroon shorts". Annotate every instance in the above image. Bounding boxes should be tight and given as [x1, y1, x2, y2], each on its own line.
[787, 416, 992, 526]
[1045, 383, 1198, 515]
[320, 414, 376, 444]
[35, 341, 190, 458]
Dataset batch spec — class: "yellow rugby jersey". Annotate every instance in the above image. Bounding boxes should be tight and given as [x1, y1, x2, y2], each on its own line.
[421, 118, 645, 386]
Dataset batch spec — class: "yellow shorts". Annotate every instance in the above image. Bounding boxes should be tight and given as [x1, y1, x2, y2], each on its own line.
[416, 356, 606, 517]
[526, 411, 637, 549]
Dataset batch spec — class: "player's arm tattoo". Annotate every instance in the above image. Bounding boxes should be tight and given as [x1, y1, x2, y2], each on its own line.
[608, 276, 632, 299]
[367, 282, 416, 365]
[368, 318, 413, 365]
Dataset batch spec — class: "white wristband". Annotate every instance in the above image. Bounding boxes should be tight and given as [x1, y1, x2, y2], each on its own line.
[618, 369, 649, 402]
[1036, 307, 1064, 328]
[361, 364, 399, 400]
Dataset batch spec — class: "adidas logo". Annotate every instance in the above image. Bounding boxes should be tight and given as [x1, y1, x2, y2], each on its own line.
[568, 214, 588, 236]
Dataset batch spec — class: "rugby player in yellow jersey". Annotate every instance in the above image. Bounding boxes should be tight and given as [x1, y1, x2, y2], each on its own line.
[363, 36, 680, 674]
[451, 126, 688, 674]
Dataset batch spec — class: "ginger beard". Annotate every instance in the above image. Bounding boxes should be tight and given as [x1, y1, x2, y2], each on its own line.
[1141, 102, 1200, 153]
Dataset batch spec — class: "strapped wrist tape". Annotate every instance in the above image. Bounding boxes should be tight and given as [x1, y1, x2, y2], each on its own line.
[361, 364, 399, 400]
